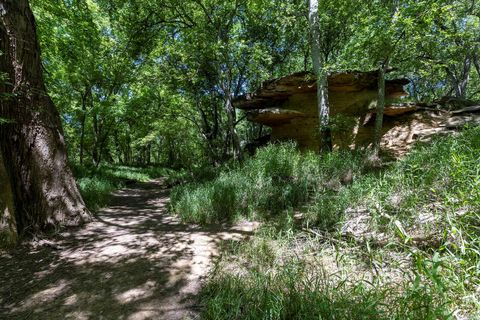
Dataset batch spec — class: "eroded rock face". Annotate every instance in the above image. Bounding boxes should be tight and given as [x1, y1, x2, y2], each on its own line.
[247, 108, 307, 126]
[234, 72, 480, 156]
[234, 71, 410, 152]
[235, 71, 409, 110]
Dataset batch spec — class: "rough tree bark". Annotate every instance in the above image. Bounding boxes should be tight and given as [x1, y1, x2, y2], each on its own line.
[309, 0, 332, 153]
[0, 0, 90, 237]
[0, 149, 16, 246]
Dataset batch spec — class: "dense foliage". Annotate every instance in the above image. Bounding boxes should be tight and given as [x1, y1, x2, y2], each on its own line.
[29, 0, 480, 168]
[4, 0, 477, 317]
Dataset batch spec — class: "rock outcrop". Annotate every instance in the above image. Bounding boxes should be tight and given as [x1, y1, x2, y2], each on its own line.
[234, 71, 410, 152]
[234, 71, 480, 157]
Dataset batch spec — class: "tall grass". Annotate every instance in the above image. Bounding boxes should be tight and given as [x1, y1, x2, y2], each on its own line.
[170, 143, 364, 224]
[201, 230, 456, 320]
[192, 127, 480, 319]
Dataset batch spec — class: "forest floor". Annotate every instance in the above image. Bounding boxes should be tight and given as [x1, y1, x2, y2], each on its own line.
[0, 179, 259, 320]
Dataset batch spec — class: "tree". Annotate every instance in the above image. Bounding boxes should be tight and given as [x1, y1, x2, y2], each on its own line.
[343, 0, 418, 155]
[308, 0, 358, 152]
[0, 0, 90, 237]
[425, 1, 479, 100]
[309, 0, 331, 152]
[0, 149, 15, 246]
[370, 0, 405, 156]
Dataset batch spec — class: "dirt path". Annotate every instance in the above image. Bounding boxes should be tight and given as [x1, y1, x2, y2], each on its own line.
[0, 179, 258, 320]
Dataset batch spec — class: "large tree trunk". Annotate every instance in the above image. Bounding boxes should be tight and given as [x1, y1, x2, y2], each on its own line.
[309, 0, 332, 153]
[0, 0, 90, 236]
[0, 149, 16, 247]
[373, 63, 386, 156]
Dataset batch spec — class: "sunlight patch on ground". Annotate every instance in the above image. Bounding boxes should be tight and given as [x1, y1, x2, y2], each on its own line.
[0, 180, 259, 320]
[65, 310, 92, 320]
[13, 279, 70, 312]
[63, 293, 79, 306]
[116, 280, 157, 304]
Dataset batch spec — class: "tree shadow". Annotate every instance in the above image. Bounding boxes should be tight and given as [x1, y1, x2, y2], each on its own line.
[0, 179, 257, 320]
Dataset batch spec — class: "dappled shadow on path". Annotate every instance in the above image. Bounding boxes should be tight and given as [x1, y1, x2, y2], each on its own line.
[0, 179, 258, 320]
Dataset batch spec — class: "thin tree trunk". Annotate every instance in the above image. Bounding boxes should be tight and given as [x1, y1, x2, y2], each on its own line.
[224, 93, 243, 161]
[0, 0, 90, 236]
[147, 143, 152, 165]
[373, 63, 386, 156]
[309, 0, 332, 153]
[113, 131, 124, 164]
[92, 113, 101, 167]
[197, 102, 220, 162]
[168, 139, 175, 166]
[79, 88, 88, 165]
[446, 57, 472, 99]
[473, 53, 480, 79]
[126, 136, 132, 165]
[458, 57, 471, 98]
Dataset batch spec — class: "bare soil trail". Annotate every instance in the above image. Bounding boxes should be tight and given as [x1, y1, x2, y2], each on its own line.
[0, 179, 258, 320]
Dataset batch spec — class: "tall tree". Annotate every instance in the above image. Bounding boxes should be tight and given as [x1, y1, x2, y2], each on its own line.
[0, 149, 15, 246]
[0, 0, 90, 237]
[309, 0, 332, 152]
[371, 0, 404, 156]
[308, 0, 357, 152]
[343, 0, 416, 155]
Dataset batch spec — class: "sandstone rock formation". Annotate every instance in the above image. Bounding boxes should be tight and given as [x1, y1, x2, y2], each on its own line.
[234, 71, 480, 157]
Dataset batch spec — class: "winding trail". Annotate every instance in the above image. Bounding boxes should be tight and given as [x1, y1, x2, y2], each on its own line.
[0, 179, 258, 320]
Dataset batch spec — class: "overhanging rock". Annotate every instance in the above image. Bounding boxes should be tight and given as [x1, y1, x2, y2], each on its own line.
[235, 71, 479, 156]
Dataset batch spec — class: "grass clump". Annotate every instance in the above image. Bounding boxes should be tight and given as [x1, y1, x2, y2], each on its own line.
[170, 143, 364, 224]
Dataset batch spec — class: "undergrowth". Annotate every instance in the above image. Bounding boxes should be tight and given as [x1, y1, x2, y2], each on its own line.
[176, 127, 480, 319]
[170, 143, 364, 224]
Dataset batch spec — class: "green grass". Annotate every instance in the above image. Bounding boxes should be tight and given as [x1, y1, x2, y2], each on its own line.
[176, 127, 480, 319]
[73, 165, 172, 210]
[201, 230, 454, 320]
[170, 143, 364, 224]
